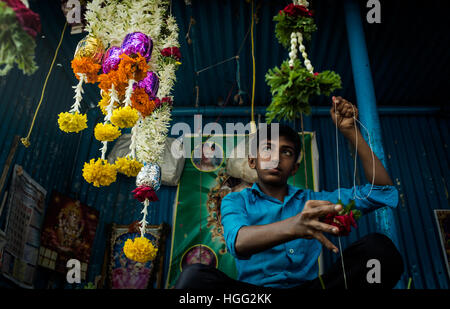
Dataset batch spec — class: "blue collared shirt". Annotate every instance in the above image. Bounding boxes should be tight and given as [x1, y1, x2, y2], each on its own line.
[220, 183, 399, 288]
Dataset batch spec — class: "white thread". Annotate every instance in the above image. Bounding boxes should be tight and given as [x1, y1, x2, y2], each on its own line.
[334, 100, 341, 200]
[334, 98, 345, 289]
[338, 236, 348, 289]
[350, 104, 376, 200]
[333, 101, 378, 290]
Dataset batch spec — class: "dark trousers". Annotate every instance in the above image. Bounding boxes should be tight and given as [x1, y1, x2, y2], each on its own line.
[175, 233, 404, 289]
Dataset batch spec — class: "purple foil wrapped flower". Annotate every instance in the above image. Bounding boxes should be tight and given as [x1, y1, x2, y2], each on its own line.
[121, 32, 153, 61]
[134, 71, 159, 99]
[102, 46, 122, 74]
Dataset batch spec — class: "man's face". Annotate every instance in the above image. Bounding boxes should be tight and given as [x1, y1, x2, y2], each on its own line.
[248, 136, 299, 186]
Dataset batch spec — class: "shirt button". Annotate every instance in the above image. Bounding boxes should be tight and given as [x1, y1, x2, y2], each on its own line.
[289, 249, 294, 254]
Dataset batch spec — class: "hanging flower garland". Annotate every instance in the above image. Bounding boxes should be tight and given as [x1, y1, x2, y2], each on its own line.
[58, 36, 104, 133]
[265, 0, 342, 123]
[0, 0, 41, 76]
[57, 0, 181, 263]
[267, 1, 361, 241]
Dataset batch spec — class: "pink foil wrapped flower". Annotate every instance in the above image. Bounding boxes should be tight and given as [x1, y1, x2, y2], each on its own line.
[132, 185, 159, 203]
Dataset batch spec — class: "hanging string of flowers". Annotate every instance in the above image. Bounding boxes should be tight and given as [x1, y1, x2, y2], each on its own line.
[0, 0, 41, 76]
[267, 1, 361, 241]
[265, 0, 342, 123]
[58, 36, 104, 133]
[57, 0, 181, 264]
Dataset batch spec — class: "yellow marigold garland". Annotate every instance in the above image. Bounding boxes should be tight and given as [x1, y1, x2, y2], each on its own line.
[110, 106, 139, 128]
[115, 157, 143, 177]
[57, 112, 87, 133]
[98, 92, 110, 115]
[94, 123, 121, 141]
[82, 158, 117, 187]
[123, 237, 158, 263]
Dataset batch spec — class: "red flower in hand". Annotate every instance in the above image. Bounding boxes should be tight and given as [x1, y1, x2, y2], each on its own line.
[283, 4, 313, 18]
[323, 212, 357, 236]
[132, 186, 159, 202]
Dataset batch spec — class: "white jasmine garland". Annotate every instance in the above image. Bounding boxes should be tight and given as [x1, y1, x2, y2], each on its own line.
[69, 73, 86, 113]
[157, 63, 176, 98]
[299, 0, 309, 7]
[135, 104, 172, 165]
[124, 79, 136, 107]
[100, 141, 108, 160]
[296, 32, 314, 73]
[106, 84, 119, 122]
[289, 33, 298, 67]
[85, 0, 171, 48]
[129, 120, 139, 159]
[139, 199, 150, 237]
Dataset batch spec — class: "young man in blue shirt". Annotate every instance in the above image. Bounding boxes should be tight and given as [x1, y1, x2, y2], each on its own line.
[175, 97, 403, 289]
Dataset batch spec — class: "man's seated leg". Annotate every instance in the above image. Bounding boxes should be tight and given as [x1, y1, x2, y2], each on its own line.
[175, 263, 260, 289]
[304, 233, 404, 289]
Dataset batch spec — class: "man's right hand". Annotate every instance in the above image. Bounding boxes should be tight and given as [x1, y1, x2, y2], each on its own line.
[290, 200, 343, 253]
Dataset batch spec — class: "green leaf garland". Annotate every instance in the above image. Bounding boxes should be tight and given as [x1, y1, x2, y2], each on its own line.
[274, 12, 317, 48]
[265, 59, 341, 123]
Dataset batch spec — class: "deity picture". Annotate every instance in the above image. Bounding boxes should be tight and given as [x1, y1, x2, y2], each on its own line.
[40, 192, 99, 274]
[192, 141, 224, 172]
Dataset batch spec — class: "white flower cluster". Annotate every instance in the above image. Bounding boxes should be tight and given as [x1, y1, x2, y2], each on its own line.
[289, 1, 313, 73]
[288, 31, 314, 73]
[294, 0, 309, 7]
[135, 104, 172, 165]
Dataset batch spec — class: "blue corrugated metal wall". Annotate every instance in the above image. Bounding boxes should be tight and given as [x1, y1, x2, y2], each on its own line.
[315, 114, 450, 289]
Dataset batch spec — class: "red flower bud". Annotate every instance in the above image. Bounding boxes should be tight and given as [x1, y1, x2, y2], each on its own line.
[283, 4, 313, 18]
[161, 47, 181, 61]
[132, 185, 159, 203]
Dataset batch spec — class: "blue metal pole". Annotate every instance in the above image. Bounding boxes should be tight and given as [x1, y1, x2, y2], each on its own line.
[344, 0, 404, 287]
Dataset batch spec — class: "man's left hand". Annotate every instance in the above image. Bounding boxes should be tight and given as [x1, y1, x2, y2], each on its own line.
[329, 96, 359, 134]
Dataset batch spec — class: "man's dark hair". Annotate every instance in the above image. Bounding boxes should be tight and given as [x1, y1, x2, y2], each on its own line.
[250, 123, 302, 160]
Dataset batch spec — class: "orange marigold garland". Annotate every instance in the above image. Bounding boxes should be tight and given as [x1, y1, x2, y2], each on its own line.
[98, 70, 128, 97]
[71, 57, 101, 83]
[131, 87, 157, 117]
[118, 53, 148, 82]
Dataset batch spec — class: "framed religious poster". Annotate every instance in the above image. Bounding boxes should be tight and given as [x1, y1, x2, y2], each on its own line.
[38, 191, 99, 280]
[434, 209, 450, 279]
[1, 165, 46, 288]
[101, 222, 169, 289]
